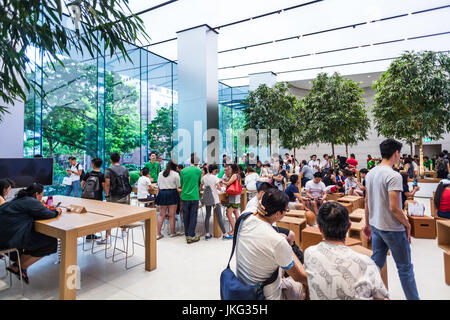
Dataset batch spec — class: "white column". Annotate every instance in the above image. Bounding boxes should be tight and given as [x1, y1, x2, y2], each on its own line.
[176, 24, 218, 164]
[0, 98, 24, 158]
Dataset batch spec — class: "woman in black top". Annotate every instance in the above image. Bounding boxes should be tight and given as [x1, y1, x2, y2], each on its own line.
[400, 172, 419, 209]
[0, 183, 61, 284]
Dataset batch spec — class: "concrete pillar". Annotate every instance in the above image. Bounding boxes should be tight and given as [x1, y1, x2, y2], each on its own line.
[0, 99, 24, 158]
[175, 24, 219, 164]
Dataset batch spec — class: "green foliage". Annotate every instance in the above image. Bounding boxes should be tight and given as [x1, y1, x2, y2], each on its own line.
[24, 58, 141, 158]
[0, 0, 149, 121]
[123, 163, 141, 172]
[303, 72, 370, 154]
[243, 82, 302, 150]
[372, 51, 450, 143]
[147, 105, 173, 157]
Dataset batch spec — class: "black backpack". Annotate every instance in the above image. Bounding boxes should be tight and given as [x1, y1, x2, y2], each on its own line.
[108, 167, 132, 198]
[76, 163, 86, 181]
[82, 173, 100, 199]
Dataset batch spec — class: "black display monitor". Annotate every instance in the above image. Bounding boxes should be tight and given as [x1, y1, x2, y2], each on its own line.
[0, 158, 54, 188]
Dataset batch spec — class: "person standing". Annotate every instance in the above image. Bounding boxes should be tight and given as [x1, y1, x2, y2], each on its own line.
[363, 138, 419, 300]
[308, 155, 320, 174]
[101, 152, 132, 244]
[346, 153, 358, 172]
[64, 156, 84, 197]
[156, 160, 182, 239]
[180, 154, 202, 244]
[298, 160, 314, 187]
[145, 152, 160, 183]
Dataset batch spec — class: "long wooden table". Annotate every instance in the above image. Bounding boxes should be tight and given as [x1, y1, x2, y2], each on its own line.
[34, 195, 157, 300]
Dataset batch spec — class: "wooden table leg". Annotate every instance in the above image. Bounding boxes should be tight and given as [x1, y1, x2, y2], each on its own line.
[59, 231, 78, 300]
[145, 215, 157, 271]
[213, 206, 222, 238]
[240, 192, 247, 213]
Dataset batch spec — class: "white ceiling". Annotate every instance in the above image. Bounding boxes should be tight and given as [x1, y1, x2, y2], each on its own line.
[289, 71, 382, 90]
[123, 0, 450, 86]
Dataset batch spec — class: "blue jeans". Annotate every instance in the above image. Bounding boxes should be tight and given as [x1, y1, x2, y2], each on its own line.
[370, 225, 420, 300]
[65, 180, 81, 197]
[182, 200, 199, 238]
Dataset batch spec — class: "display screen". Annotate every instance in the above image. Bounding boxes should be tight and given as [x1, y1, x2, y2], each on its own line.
[0, 158, 54, 187]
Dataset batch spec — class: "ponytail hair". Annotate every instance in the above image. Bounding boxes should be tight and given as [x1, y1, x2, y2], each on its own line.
[435, 181, 450, 209]
[16, 183, 44, 199]
[163, 160, 178, 177]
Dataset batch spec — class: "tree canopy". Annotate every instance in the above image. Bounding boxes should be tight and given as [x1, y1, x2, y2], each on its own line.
[303, 72, 370, 156]
[372, 50, 450, 174]
[0, 0, 149, 120]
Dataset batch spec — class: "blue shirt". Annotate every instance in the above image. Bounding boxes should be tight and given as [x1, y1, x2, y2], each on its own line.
[284, 184, 299, 202]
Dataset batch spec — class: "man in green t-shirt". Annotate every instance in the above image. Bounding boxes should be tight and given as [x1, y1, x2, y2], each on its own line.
[129, 170, 141, 186]
[423, 156, 433, 170]
[180, 154, 202, 244]
[144, 152, 159, 182]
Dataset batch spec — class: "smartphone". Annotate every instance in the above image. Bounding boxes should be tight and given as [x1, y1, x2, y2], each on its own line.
[55, 202, 61, 208]
[46, 195, 53, 207]
[413, 179, 418, 187]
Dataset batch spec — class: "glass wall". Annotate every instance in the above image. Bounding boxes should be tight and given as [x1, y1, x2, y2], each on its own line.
[24, 24, 178, 195]
[218, 84, 249, 165]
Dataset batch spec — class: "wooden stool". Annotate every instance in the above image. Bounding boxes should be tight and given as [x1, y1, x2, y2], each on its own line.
[337, 201, 353, 214]
[437, 220, 450, 252]
[286, 210, 305, 218]
[350, 209, 365, 223]
[337, 195, 364, 212]
[444, 251, 450, 286]
[408, 215, 436, 239]
[326, 192, 344, 202]
[277, 217, 307, 245]
[301, 226, 323, 251]
[348, 221, 371, 249]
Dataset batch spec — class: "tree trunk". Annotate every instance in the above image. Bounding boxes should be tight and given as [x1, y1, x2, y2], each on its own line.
[331, 142, 335, 157]
[345, 143, 349, 158]
[419, 138, 424, 178]
[409, 141, 413, 156]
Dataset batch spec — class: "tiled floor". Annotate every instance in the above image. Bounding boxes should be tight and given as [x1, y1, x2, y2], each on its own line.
[1, 197, 449, 300]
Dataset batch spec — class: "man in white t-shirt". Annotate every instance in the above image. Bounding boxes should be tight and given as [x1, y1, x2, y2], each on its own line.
[305, 172, 327, 215]
[236, 189, 308, 300]
[308, 155, 320, 174]
[64, 156, 83, 197]
[305, 201, 389, 300]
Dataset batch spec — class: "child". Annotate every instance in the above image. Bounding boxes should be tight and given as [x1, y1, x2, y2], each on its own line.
[344, 169, 358, 196]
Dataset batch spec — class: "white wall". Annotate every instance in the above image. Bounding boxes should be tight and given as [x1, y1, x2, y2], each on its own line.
[289, 86, 450, 169]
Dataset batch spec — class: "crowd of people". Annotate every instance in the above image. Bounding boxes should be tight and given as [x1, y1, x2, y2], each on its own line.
[1, 142, 450, 299]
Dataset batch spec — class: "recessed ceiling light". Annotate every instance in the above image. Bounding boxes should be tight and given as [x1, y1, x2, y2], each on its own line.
[368, 75, 371, 78]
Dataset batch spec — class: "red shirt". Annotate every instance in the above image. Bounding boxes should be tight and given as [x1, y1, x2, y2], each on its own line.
[347, 158, 358, 171]
[439, 188, 450, 212]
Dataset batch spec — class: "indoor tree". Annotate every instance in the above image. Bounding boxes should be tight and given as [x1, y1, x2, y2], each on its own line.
[303, 72, 369, 157]
[372, 51, 450, 176]
[243, 82, 300, 157]
[0, 0, 149, 121]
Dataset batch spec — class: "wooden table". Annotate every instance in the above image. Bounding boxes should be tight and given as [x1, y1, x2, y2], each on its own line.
[34, 195, 157, 300]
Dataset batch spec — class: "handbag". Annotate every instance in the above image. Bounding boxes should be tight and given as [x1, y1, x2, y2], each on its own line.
[201, 185, 216, 206]
[226, 179, 242, 196]
[220, 213, 278, 300]
[62, 176, 72, 186]
[408, 202, 425, 216]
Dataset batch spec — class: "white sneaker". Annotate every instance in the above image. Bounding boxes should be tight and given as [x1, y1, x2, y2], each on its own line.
[169, 232, 182, 238]
[96, 237, 110, 245]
